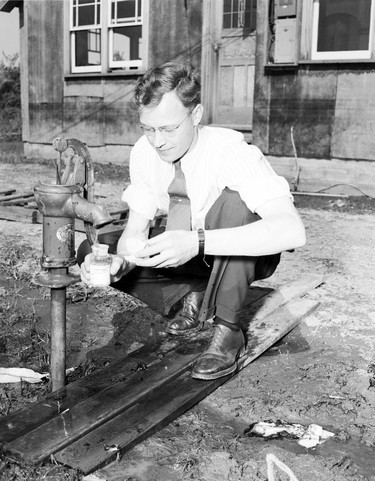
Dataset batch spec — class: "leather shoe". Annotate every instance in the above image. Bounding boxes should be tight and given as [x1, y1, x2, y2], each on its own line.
[192, 324, 246, 380]
[167, 290, 205, 335]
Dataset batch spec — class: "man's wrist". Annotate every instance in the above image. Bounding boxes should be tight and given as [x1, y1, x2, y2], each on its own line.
[197, 228, 205, 256]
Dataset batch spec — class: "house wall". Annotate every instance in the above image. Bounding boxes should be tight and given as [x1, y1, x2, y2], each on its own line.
[253, 3, 375, 163]
[21, 0, 202, 162]
[23, 0, 64, 144]
[256, 66, 375, 162]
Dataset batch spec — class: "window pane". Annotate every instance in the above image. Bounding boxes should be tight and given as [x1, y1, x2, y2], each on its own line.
[223, 12, 231, 28]
[223, 0, 232, 14]
[112, 25, 142, 61]
[75, 29, 101, 66]
[317, 0, 371, 52]
[244, 0, 256, 29]
[78, 5, 96, 26]
[117, 0, 136, 21]
[223, 0, 256, 29]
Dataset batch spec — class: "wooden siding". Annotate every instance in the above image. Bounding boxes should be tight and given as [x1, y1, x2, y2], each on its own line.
[21, 0, 202, 152]
[255, 65, 375, 161]
[26, 0, 64, 142]
[332, 71, 375, 160]
[149, 0, 202, 68]
[268, 69, 336, 158]
[253, 0, 375, 162]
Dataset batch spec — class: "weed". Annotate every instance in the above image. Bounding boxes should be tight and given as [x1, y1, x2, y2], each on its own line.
[0, 240, 40, 283]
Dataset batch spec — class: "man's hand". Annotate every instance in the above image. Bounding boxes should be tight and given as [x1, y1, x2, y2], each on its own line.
[134, 230, 198, 268]
[80, 252, 130, 285]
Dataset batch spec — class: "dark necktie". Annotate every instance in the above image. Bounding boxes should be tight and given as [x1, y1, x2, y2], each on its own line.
[166, 161, 191, 231]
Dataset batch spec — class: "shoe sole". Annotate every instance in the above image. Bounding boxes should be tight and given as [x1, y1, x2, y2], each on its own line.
[166, 324, 202, 336]
[191, 362, 238, 380]
[191, 345, 247, 380]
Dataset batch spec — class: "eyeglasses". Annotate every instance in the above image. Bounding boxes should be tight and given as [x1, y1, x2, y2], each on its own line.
[139, 111, 192, 137]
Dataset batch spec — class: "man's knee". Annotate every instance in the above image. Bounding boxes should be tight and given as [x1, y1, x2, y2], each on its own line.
[254, 253, 281, 281]
[205, 188, 260, 230]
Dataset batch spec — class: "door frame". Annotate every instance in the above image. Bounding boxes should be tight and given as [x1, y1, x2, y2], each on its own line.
[201, 0, 223, 125]
[201, 0, 257, 129]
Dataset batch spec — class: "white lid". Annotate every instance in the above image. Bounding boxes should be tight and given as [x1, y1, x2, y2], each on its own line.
[92, 243, 109, 256]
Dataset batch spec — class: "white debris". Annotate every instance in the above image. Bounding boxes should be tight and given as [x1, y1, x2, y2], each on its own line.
[245, 420, 335, 449]
[82, 474, 107, 481]
[0, 367, 48, 384]
[298, 423, 335, 448]
[0, 366, 76, 384]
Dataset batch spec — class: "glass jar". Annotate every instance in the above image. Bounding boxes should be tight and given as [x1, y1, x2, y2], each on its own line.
[90, 243, 111, 287]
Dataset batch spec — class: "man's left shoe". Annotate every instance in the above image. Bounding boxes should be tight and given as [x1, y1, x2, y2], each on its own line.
[166, 290, 205, 335]
[192, 324, 246, 380]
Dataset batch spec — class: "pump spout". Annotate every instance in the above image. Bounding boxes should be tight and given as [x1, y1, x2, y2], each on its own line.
[34, 183, 113, 229]
[68, 191, 113, 228]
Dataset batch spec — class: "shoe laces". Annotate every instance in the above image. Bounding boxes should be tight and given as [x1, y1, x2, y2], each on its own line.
[207, 325, 227, 353]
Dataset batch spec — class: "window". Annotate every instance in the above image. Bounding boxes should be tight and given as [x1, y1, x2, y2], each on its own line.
[311, 0, 374, 60]
[70, 0, 148, 74]
[109, 0, 143, 69]
[223, 0, 256, 31]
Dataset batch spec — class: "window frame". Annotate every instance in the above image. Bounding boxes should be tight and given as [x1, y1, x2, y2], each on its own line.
[69, 0, 148, 75]
[108, 0, 144, 70]
[70, 0, 103, 73]
[310, 0, 375, 61]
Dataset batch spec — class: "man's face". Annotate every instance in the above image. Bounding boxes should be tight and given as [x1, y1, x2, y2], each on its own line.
[139, 90, 202, 163]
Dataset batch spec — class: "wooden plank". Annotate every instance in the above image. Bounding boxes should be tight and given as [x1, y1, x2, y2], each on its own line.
[242, 273, 324, 323]
[3, 336, 211, 465]
[0, 339, 185, 443]
[0, 277, 322, 468]
[0, 189, 16, 196]
[239, 296, 319, 370]
[55, 371, 227, 473]
[0, 206, 41, 223]
[0, 191, 34, 202]
[0, 287, 268, 445]
[54, 297, 319, 474]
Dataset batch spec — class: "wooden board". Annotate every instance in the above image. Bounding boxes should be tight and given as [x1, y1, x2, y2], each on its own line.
[54, 297, 319, 474]
[0, 191, 34, 203]
[0, 287, 269, 444]
[0, 189, 16, 196]
[0, 275, 323, 472]
[0, 206, 41, 223]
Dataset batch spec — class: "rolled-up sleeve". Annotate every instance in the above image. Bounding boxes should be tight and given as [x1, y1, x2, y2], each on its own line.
[122, 139, 158, 220]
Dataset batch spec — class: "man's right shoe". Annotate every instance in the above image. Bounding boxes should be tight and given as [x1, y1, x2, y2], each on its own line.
[166, 290, 205, 335]
[192, 324, 245, 380]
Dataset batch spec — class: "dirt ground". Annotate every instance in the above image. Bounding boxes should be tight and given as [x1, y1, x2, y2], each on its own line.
[0, 156, 375, 481]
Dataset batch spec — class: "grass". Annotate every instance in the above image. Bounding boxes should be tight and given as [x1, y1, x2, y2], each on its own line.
[0, 238, 84, 480]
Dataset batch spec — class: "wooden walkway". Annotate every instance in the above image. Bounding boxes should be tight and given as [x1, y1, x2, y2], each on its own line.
[0, 274, 323, 474]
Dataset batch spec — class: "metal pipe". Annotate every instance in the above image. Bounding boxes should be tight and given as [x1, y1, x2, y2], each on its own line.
[34, 137, 114, 392]
[50, 283, 67, 392]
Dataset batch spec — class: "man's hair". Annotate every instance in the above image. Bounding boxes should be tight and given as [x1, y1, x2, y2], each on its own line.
[133, 62, 201, 111]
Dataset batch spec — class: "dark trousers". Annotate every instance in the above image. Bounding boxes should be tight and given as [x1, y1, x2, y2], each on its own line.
[77, 189, 280, 326]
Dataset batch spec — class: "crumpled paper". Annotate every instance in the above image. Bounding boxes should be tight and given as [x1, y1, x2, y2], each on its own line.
[244, 420, 334, 448]
[0, 367, 48, 384]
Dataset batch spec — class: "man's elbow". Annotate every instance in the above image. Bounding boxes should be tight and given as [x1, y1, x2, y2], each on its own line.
[292, 221, 307, 248]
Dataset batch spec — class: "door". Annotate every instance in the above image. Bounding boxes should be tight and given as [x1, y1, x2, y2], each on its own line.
[210, 0, 257, 131]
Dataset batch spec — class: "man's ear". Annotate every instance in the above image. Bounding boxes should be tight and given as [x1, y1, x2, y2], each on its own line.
[192, 104, 204, 126]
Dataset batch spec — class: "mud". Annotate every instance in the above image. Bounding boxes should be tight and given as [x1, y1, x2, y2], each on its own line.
[0, 158, 375, 480]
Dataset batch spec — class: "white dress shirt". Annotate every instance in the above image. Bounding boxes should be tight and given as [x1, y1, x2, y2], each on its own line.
[122, 126, 292, 230]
